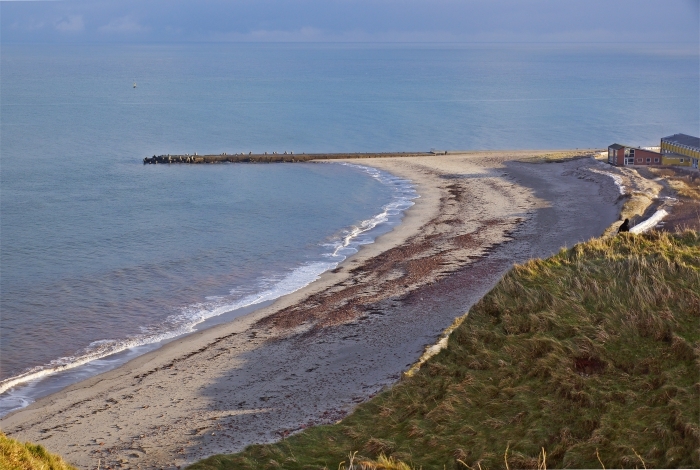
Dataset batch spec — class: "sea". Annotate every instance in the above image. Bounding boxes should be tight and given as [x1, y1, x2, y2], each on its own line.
[1, 42, 698, 416]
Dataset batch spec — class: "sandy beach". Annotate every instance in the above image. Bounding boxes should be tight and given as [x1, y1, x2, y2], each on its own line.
[1, 151, 624, 469]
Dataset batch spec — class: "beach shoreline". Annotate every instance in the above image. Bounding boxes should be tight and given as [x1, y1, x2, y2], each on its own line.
[1, 151, 624, 469]
[0, 159, 418, 411]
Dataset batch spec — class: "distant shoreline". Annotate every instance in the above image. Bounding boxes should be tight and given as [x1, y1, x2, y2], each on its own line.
[2, 151, 622, 469]
[142, 149, 602, 165]
[144, 151, 433, 164]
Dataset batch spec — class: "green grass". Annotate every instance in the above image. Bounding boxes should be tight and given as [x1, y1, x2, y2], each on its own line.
[189, 231, 700, 470]
[0, 432, 77, 470]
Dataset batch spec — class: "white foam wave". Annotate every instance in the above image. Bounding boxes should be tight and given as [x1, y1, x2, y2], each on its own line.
[0, 261, 336, 396]
[330, 163, 417, 257]
[0, 162, 418, 398]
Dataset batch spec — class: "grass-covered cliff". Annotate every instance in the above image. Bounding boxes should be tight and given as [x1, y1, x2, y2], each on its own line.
[190, 231, 700, 469]
[0, 432, 76, 470]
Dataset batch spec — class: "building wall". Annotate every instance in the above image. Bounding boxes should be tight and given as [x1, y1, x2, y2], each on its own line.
[608, 147, 624, 166]
[661, 155, 692, 167]
[660, 140, 700, 159]
[631, 148, 662, 166]
[615, 148, 624, 166]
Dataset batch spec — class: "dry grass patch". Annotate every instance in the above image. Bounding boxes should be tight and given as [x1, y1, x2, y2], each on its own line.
[649, 167, 700, 201]
[647, 167, 700, 232]
[517, 151, 597, 164]
[190, 231, 700, 470]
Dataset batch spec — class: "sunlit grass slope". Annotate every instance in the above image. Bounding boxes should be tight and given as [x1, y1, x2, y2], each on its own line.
[190, 231, 700, 470]
[0, 432, 76, 470]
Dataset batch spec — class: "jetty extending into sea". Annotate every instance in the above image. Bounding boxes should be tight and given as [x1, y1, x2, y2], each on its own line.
[143, 151, 437, 164]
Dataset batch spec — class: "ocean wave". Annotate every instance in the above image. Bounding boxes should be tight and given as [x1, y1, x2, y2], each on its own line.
[0, 163, 417, 402]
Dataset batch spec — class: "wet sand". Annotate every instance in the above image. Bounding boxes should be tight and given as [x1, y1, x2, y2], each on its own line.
[1, 152, 623, 469]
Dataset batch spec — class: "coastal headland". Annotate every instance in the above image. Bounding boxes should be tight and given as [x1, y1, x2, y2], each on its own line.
[2, 151, 623, 469]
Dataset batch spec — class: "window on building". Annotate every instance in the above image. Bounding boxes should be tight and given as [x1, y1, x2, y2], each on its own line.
[646, 158, 651, 163]
[655, 158, 659, 163]
[680, 159, 684, 163]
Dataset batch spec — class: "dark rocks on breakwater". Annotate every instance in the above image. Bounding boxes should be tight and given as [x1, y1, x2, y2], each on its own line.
[143, 152, 433, 164]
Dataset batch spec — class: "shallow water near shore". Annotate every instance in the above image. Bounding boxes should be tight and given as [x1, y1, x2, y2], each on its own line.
[0, 160, 416, 415]
[1, 42, 697, 415]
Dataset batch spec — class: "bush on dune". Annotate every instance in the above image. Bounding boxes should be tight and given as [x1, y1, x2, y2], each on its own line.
[190, 231, 700, 470]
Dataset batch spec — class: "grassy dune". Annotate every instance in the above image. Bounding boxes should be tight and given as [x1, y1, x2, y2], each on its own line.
[516, 151, 599, 164]
[190, 231, 700, 470]
[0, 432, 76, 470]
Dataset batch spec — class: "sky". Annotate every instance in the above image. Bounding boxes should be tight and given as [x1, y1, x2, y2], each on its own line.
[1, 0, 699, 44]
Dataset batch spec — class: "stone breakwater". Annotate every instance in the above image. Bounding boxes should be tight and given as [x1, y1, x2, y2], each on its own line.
[143, 152, 434, 164]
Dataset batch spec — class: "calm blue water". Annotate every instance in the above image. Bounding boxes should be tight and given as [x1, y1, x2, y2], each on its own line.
[1, 42, 698, 415]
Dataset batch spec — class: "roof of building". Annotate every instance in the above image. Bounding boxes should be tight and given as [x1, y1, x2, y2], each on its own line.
[636, 148, 662, 156]
[661, 133, 700, 149]
[608, 143, 625, 150]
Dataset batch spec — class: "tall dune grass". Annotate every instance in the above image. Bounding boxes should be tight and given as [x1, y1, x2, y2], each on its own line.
[190, 231, 699, 470]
